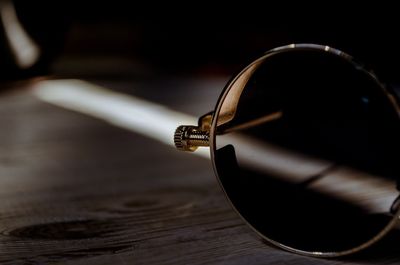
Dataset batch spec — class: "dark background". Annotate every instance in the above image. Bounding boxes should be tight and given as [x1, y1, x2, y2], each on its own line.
[2, 2, 400, 264]
[1, 2, 400, 83]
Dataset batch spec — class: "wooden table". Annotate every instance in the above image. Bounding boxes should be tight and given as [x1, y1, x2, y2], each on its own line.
[0, 76, 400, 265]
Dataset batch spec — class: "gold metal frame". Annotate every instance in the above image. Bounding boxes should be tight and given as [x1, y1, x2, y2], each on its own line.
[174, 43, 400, 257]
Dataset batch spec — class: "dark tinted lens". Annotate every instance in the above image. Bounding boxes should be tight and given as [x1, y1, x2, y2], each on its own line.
[213, 47, 400, 254]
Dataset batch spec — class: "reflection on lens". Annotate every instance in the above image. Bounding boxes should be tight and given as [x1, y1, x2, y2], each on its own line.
[212, 45, 400, 256]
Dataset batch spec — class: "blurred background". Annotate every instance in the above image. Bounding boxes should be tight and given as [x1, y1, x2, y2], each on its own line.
[1, 1, 400, 264]
[1, 1, 399, 82]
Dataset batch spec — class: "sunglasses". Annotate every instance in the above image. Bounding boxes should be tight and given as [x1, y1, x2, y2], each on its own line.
[173, 43, 400, 257]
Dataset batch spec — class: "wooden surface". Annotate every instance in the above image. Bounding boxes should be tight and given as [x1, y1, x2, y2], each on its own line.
[1, 77, 400, 265]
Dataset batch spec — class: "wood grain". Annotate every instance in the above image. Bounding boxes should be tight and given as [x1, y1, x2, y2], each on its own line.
[0, 79, 400, 264]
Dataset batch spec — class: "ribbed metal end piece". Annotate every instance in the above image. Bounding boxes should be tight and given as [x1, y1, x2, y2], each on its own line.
[174, 126, 192, 151]
[174, 125, 209, 152]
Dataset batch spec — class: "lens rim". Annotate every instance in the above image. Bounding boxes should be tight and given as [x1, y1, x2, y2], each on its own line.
[209, 43, 400, 257]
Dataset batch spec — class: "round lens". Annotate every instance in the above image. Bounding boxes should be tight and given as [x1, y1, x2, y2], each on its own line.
[211, 44, 400, 256]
